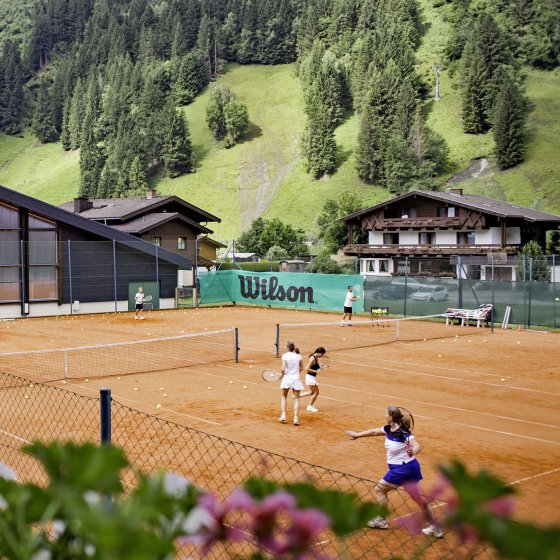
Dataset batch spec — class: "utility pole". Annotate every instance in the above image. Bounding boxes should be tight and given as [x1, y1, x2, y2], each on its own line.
[433, 65, 443, 101]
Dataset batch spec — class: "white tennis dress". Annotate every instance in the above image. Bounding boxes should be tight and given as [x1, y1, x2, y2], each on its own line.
[280, 351, 304, 391]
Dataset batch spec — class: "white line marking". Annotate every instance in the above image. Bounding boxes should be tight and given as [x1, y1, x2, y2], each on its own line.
[507, 467, 560, 486]
[0, 429, 31, 444]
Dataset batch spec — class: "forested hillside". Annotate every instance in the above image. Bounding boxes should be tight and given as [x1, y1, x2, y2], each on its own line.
[0, 0, 559, 240]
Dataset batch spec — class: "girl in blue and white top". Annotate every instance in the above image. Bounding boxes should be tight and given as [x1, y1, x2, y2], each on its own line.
[345, 406, 443, 538]
[279, 341, 304, 426]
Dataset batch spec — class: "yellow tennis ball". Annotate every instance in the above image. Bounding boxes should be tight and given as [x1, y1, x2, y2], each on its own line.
[117, 376, 121, 380]
[62, 380, 67, 384]
[160, 387, 164, 391]
[156, 404, 161, 409]
[441, 340, 445, 343]
[163, 393, 167, 397]
[342, 337, 346, 341]
[243, 385, 247, 389]
[134, 387, 138, 391]
[517, 341, 521, 344]
[207, 386, 212, 390]
[24, 395, 29, 399]
[85, 378, 89, 382]
[438, 354, 442, 358]
[249, 365, 253, 369]
[501, 378, 506, 382]
[229, 381, 233, 384]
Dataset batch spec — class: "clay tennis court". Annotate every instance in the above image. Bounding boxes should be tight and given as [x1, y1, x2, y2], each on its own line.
[1, 305, 559, 530]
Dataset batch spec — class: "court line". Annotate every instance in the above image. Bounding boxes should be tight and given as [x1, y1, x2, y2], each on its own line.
[0, 429, 31, 444]
[507, 466, 560, 486]
[66, 382, 224, 426]
[329, 357, 560, 396]
[212, 365, 560, 444]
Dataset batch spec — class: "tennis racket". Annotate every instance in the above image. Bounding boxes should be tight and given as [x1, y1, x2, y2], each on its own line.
[262, 369, 281, 382]
[353, 283, 363, 300]
[319, 355, 332, 369]
[143, 295, 153, 302]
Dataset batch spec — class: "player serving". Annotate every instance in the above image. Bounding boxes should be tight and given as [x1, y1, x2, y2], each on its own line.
[345, 406, 443, 538]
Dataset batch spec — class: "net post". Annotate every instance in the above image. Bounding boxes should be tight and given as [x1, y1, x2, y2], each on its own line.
[234, 327, 239, 363]
[275, 324, 280, 357]
[64, 350, 68, 380]
[396, 319, 400, 341]
[100, 388, 112, 445]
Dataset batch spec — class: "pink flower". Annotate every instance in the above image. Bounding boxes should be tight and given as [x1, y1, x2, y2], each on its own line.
[278, 508, 332, 560]
[483, 497, 515, 518]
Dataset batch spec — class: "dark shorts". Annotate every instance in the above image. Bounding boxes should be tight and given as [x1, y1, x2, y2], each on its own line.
[383, 458, 423, 486]
[344, 306, 353, 313]
[135, 303, 144, 310]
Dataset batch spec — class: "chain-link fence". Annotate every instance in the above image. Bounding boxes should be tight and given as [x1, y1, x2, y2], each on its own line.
[364, 255, 559, 329]
[0, 371, 492, 559]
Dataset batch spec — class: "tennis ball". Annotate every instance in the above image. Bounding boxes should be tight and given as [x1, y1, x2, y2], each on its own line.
[134, 387, 138, 391]
[163, 393, 167, 397]
[556, 297, 559, 301]
[24, 395, 29, 399]
[243, 385, 247, 389]
[229, 380, 233, 384]
[29, 383, 33, 388]
[207, 386, 212, 390]
[342, 337, 346, 341]
[501, 378, 506, 382]
[249, 365, 253, 369]
[441, 340, 445, 343]
[160, 387, 164, 391]
[62, 380, 67, 384]
[423, 338, 427, 341]
[517, 341, 521, 344]
[468, 340, 472, 343]
[85, 378, 89, 382]
[156, 404, 161, 408]
[117, 376, 121, 380]
[438, 354, 442, 358]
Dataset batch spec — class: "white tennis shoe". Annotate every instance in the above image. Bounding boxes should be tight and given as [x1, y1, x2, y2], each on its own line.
[422, 525, 443, 538]
[279, 414, 286, 423]
[306, 405, 319, 413]
[367, 517, 388, 529]
[293, 416, 299, 425]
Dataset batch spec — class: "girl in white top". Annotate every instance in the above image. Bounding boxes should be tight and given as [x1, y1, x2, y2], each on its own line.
[345, 406, 443, 538]
[279, 341, 303, 426]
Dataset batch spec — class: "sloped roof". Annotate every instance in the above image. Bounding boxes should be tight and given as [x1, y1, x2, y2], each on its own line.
[59, 194, 220, 223]
[343, 190, 560, 223]
[0, 185, 192, 269]
[111, 212, 213, 235]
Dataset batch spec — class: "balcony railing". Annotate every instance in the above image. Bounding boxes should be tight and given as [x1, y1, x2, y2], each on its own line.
[374, 217, 462, 228]
[344, 244, 519, 256]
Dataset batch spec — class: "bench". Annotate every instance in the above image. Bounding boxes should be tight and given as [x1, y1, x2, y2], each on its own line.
[445, 304, 493, 328]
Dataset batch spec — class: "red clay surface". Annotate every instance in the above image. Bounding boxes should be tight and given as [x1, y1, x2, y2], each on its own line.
[1, 306, 559, 527]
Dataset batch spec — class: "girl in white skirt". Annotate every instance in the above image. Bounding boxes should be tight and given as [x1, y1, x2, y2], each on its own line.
[279, 341, 303, 425]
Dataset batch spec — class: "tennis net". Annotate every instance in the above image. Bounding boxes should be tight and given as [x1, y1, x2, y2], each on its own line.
[274, 314, 473, 355]
[0, 328, 238, 383]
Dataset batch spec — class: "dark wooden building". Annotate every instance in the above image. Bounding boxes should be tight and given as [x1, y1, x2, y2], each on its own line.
[1, 185, 191, 318]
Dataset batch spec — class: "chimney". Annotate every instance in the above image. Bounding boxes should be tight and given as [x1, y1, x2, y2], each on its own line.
[445, 188, 463, 196]
[73, 196, 93, 213]
[146, 188, 157, 199]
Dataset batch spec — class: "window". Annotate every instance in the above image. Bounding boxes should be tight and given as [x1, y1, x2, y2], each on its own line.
[419, 232, 435, 245]
[152, 236, 162, 246]
[437, 207, 446, 218]
[28, 214, 57, 301]
[178, 237, 186, 250]
[457, 232, 475, 245]
[0, 203, 21, 302]
[448, 207, 456, 217]
[383, 233, 399, 245]
[378, 259, 390, 273]
[363, 259, 375, 273]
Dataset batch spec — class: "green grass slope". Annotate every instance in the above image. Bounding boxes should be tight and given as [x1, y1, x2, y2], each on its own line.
[1, 21, 559, 240]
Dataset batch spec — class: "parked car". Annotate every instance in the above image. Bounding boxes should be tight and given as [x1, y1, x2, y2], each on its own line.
[390, 277, 423, 287]
[372, 284, 415, 299]
[411, 285, 449, 302]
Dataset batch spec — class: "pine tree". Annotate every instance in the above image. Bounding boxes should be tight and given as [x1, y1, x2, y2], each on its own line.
[516, 241, 551, 282]
[31, 80, 58, 143]
[356, 105, 381, 183]
[302, 112, 337, 179]
[163, 106, 194, 177]
[461, 40, 489, 133]
[128, 155, 149, 194]
[492, 69, 527, 169]
[60, 97, 71, 151]
[68, 79, 85, 150]
[206, 82, 248, 146]
[0, 41, 25, 135]
[383, 133, 416, 195]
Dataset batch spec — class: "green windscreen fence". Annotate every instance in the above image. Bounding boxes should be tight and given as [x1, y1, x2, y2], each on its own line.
[199, 271, 364, 312]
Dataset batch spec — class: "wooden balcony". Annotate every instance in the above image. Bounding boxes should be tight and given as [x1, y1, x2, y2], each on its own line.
[377, 217, 462, 229]
[343, 244, 520, 256]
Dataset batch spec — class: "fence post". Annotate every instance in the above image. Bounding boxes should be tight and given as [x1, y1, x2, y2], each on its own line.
[554, 255, 557, 329]
[100, 388, 112, 445]
[155, 243, 159, 293]
[491, 254, 495, 333]
[112, 240, 118, 313]
[275, 324, 280, 357]
[528, 257, 533, 328]
[234, 327, 239, 363]
[310, 256, 313, 273]
[68, 240, 73, 315]
[458, 256, 463, 308]
[403, 257, 409, 317]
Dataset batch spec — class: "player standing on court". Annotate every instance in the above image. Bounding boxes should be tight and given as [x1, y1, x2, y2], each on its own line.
[279, 341, 304, 426]
[341, 285, 358, 326]
[345, 406, 443, 538]
[135, 286, 145, 320]
[299, 346, 326, 413]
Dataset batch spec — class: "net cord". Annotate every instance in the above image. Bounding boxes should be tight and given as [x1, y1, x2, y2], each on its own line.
[278, 313, 446, 329]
